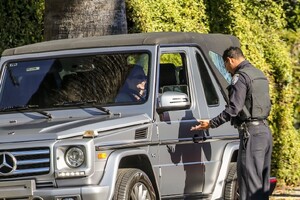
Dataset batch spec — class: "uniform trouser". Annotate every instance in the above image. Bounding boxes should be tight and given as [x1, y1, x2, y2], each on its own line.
[237, 121, 273, 200]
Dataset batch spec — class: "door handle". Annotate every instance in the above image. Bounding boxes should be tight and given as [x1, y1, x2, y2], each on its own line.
[192, 130, 212, 143]
[203, 129, 212, 141]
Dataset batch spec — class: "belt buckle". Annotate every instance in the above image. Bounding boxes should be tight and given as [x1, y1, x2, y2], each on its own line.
[251, 121, 260, 126]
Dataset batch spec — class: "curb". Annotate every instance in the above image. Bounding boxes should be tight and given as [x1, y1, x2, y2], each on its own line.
[270, 187, 300, 199]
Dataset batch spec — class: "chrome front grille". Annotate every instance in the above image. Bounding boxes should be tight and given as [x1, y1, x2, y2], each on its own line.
[0, 147, 50, 179]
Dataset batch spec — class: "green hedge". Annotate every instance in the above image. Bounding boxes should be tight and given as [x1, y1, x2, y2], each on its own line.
[126, 0, 300, 185]
[0, 0, 44, 53]
[126, 0, 209, 33]
[281, 30, 300, 130]
[283, 0, 300, 31]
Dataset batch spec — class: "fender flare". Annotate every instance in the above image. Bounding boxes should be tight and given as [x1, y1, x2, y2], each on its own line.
[211, 141, 239, 199]
[99, 148, 156, 200]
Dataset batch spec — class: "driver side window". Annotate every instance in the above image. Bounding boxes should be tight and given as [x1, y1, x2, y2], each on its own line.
[159, 53, 189, 97]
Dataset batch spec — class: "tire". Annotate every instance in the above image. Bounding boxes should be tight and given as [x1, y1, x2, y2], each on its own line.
[113, 168, 156, 200]
[224, 163, 239, 200]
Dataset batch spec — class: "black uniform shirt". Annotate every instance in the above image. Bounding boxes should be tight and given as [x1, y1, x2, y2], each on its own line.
[209, 60, 251, 128]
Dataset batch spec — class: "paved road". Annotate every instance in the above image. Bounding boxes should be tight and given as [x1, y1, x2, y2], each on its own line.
[270, 187, 300, 200]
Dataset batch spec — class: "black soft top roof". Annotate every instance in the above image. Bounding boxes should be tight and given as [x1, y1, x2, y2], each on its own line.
[2, 32, 240, 56]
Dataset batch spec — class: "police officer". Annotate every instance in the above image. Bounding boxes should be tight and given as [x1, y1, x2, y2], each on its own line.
[191, 47, 273, 200]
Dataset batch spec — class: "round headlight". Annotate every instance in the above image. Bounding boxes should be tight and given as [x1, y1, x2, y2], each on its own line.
[65, 147, 85, 168]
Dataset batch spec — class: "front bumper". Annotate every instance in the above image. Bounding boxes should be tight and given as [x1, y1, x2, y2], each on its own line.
[0, 180, 110, 200]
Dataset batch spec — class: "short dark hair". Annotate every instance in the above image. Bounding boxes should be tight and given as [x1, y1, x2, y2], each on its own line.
[222, 46, 245, 61]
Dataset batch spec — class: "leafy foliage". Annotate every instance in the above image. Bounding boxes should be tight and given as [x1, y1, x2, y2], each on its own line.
[281, 30, 300, 129]
[126, 0, 209, 33]
[283, 0, 300, 30]
[0, 0, 44, 54]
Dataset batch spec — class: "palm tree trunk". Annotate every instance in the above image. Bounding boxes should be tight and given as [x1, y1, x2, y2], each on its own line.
[44, 0, 127, 40]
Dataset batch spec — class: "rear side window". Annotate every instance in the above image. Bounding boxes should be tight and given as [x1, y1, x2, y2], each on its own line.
[196, 52, 219, 106]
[209, 51, 231, 84]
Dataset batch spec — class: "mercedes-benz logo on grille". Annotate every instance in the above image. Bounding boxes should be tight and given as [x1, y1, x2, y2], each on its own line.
[0, 152, 17, 175]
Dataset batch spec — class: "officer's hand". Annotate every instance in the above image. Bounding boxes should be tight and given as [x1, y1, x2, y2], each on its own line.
[190, 119, 210, 131]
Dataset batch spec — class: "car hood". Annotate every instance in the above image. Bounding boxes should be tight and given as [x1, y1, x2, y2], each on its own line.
[0, 112, 151, 143]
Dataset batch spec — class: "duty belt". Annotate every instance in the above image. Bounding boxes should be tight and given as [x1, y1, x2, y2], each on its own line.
[238, 119, 267, 139]
[245, 119, 267, 126]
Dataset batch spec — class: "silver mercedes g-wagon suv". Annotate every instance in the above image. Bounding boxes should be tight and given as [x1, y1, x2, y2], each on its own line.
[0, 32, 267, 200]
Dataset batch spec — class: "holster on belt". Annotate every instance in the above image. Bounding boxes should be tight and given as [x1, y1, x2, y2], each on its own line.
[240, 122, 250, 139]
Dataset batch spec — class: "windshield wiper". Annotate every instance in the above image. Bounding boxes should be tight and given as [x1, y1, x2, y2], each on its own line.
[93, 105, 112, 115]
[0, 105, 52, 119]
[54, 100, 112, 115]
[35, 109, 53, 119]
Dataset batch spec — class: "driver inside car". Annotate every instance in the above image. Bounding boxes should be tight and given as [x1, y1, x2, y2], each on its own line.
[115, 65, 147, 103]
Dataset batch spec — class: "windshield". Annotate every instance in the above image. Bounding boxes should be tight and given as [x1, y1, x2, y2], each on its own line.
[0, 52, 150, 109]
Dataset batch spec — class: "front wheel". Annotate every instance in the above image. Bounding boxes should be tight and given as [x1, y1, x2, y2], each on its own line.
[224, 163, 239, 200]
[113, 168, 156, 200]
